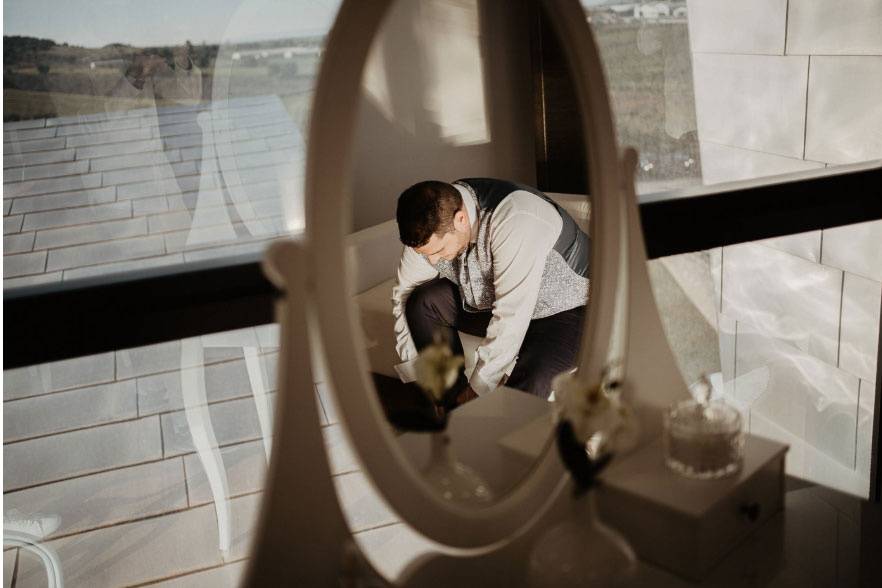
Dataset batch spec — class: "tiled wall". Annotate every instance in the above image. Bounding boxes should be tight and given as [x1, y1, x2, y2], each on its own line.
[3, 96, 296, 288]
[2, 326, 408, 586]
[687, 0, 882, 496]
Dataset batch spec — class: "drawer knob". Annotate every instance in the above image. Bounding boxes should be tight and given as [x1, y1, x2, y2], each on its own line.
[739, 502, 761, 522]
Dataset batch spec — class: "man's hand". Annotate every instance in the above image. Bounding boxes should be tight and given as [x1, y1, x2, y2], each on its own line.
[454, 385, 479, 407]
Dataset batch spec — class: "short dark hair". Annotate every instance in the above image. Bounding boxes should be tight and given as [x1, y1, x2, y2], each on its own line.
[396, 181, 463, 248]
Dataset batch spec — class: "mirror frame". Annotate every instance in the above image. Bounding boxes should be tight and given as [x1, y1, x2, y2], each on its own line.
[302, 0, 625, 548]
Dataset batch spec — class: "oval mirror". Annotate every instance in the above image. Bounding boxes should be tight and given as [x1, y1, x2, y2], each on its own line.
[304, 0, 624, 548]
[346, 0, 595, 504]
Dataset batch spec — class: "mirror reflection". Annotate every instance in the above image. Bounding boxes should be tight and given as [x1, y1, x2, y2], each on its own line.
[345, 0, 592, 504]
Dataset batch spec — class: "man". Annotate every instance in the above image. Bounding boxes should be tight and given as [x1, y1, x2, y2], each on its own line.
[392, 178, 590, 405]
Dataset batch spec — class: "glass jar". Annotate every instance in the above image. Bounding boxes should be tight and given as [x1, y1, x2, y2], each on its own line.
[663, 379, 744, 479]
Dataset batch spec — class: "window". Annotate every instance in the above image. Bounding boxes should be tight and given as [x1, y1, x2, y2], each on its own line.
[4, 328, 281, 586]
[4, 0, 340, 289]
[584, 0, 700, 192]
[4, 1, 340, 584]
[3, 2, 881, 584]
[582, 0, 882, 498]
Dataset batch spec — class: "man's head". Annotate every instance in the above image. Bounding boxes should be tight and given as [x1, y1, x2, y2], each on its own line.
[397, 181, 471, 265]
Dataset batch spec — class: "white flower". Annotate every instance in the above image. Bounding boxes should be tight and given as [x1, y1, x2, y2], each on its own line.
[414, 340, 464, 403]
[552, 369, 638, 457]
[607, 402, 640, 454]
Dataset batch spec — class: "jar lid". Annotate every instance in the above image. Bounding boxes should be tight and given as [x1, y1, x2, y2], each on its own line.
[667, 399, 742, 436]
[665, 376, 741, 437]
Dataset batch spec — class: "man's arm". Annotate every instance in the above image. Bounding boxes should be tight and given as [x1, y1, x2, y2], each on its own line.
[468, 192, 561, 395]
[392, 246, 439, 362]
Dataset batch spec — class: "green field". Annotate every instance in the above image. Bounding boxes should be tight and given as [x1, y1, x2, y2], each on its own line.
[4, 23, 700, 186]
[3, 35, 320, 121]
[3, 87, 202, 121]
[592, 21, 701, 186]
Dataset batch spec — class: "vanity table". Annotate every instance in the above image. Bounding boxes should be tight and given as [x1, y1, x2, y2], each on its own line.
[387, 390, 872, 586]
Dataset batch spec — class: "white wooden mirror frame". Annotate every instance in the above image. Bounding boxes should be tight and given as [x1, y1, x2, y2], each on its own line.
[246, 0, 689, 583]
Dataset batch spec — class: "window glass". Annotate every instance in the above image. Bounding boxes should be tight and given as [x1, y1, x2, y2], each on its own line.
[3, 0, 340, 289]
[3, 320, 391, 585]
[583, 0, 701, 193]
[582, 0, 882, 194]
[650, 235, 879, 499]
[3, 322, 401, 586]
[3, 0, 339, 579]
[582, 1, 881, 498]
[3, 326, 279, 585]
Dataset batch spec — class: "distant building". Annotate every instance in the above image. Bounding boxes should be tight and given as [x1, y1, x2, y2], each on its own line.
[231, 46, 321, 61]
[635, 2, 671, 19]
[586, 1, 688, 23]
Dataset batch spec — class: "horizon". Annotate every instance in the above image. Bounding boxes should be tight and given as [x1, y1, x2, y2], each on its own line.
[3, 30, 328, 49]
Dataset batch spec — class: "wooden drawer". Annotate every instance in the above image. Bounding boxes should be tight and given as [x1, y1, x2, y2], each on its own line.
[597, 434, 787, 580]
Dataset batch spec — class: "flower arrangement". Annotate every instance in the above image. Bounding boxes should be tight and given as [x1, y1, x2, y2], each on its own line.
[552, 365, 639, 494]
[386, 333, 465, 431]
[411, 335, 494, 504]
[414, 335, 465, 404]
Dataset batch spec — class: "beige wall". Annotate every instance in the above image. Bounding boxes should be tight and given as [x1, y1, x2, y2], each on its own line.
[350, 0, 536, 231]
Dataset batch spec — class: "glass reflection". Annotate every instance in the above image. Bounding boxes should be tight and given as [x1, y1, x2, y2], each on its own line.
[3, 325, 281, 586]
[583, 0, 702, 194]
[3, 0, 339, 289]
[3, 1, 339, 585]
[584, 1, 882, 500]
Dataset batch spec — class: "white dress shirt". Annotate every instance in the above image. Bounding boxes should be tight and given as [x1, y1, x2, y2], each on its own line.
[392, 184, 563, 395]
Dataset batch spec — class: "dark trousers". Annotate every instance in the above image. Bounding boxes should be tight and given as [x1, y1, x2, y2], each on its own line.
[404, 279, 584, 399]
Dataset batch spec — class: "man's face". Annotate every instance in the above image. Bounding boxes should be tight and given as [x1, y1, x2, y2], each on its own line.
[414, 209, 470, 266]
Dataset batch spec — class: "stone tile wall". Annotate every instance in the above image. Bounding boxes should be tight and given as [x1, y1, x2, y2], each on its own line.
[688, 0, 882, 496]
[2, 325, 402, 586]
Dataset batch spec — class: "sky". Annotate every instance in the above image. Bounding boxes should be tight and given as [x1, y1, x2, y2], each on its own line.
[3, 0, 341, 47]
[2, 0, 651, 48]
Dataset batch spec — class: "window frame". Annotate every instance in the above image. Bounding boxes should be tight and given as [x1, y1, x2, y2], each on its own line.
[5, 164, 880, 367]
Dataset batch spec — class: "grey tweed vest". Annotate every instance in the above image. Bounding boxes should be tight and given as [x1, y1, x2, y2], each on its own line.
[433, 178, 590, 318]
